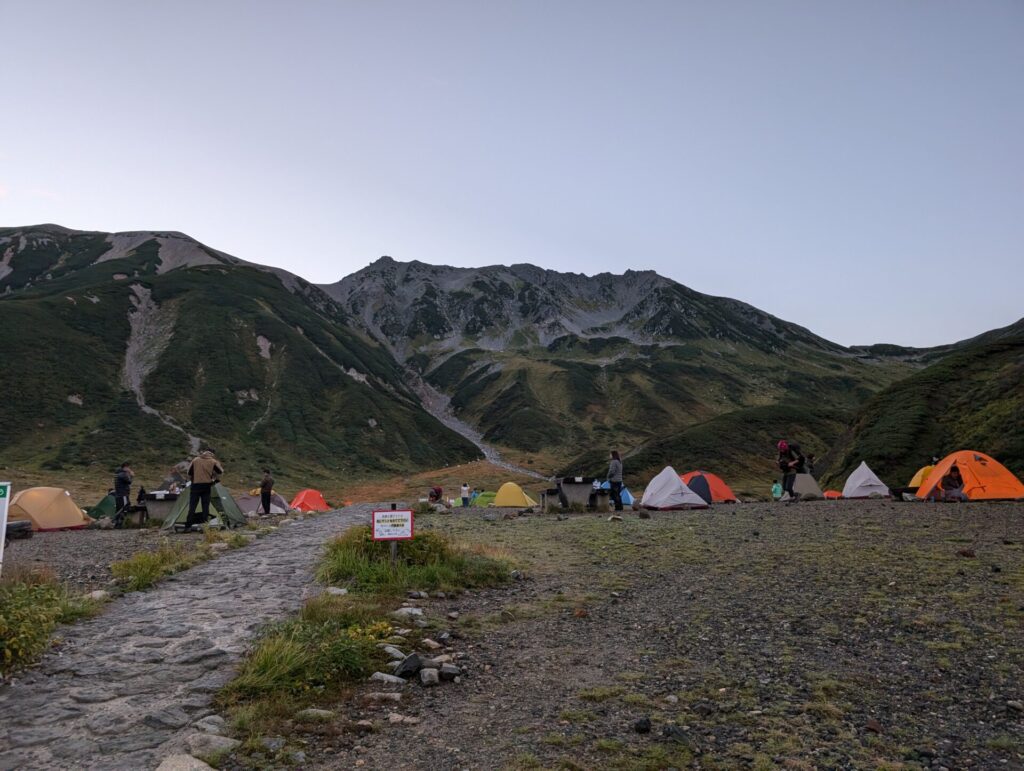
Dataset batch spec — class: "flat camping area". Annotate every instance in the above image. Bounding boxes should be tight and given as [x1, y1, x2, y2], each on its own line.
[303, 501, 1022, 770]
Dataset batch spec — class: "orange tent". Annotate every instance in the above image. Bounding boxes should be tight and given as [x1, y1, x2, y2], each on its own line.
[680, 471, 738, 503]
[916, 451, 1024, 501]
[290, 489, 330, 512]
[824, 490, 843, 500]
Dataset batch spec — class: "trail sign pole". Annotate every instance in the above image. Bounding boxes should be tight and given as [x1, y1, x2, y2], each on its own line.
[0, 483, 11, 580]
[372, 503, 414, 572]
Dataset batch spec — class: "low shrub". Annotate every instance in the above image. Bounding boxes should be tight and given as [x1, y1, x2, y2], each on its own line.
[316, 526, 510, 594]
[0, 567, 101, 674]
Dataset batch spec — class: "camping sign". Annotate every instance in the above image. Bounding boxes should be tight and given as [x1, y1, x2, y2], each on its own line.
[372, 509, 414, 540]
[0, 482, 11, 578]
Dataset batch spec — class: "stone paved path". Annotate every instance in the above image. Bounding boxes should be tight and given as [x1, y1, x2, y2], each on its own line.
[0, 505, 376, 771]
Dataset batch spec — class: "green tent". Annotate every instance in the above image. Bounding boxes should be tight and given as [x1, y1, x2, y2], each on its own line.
[472, 491, 497, 507]
[161, 483, 247, 531]
[88, 493, 118, 520]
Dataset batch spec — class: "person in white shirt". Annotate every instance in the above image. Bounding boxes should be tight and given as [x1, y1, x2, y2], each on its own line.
[461, 483, 470, 508]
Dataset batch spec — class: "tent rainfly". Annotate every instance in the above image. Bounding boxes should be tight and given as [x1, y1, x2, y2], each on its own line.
[781, 473, 824, 501]
[492, 482, 537, 507]
[842, 461, 891, 499]
[640, 467, 708, 510]
[161, 483, 247, 530]
[8, 487, 93, 531]
[290, 489, 330, 512]
[916, 450, 1024, 501]
[680, 471, 738, 504]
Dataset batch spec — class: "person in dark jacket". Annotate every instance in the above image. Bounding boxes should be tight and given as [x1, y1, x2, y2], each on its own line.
[607, 450, 624, 512]
[113, 462, 134, 528]
[777, 440, 805, 502]
[260, 468, 274, 515]
[185, 450, 224, 530]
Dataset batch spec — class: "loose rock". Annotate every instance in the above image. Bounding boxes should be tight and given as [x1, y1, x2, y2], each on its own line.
[420, 668, 440, 686]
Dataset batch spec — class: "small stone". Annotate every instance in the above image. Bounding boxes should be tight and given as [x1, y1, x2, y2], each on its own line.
[193, 715, 227, 735]
[421, 638, 442, 650]
[87, 590, 110, 601]
[435, 591, 447, 598]
[156, 755, 215, 771]
[1007, 700, 1023, 713]
[608, 515, 623, 522]
[325, 586, 348, 596]
[408, 590, 429, 599]
[413, 619, 430, 628]
[392, 607, 424, 619]
[447, 611, 460, 620]
[439, 663, 461, 681]
[295, 708, 336, 721]
[290, 751, 307, 764]
[864, 718, 883, 734]
[363, 692, 402, 703]
[185, 733, 240, 756]
[260, 736, 286, 752]
[664, 695, 679, 705]
[662, 725, 689, 744]
[510, 570, 523, 580]
[383, 646, 406, 660]
[369, 672, 407, 685]
[634, 717, 652, 734]
[420, 668, 440, 686]
[394, 653, 424, 678]
[431, 654, 454, 664]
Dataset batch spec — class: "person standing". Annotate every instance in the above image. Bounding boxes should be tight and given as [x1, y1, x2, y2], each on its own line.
[777, 440, 805, 503]
[260, 468, 274, 515]
[607, 450, 624, 512]
[460, 482, 470, 508]
[185, 450, 224, 531]
[113, 461, 134, 528]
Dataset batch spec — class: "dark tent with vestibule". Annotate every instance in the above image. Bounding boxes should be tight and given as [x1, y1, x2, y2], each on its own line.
[161, 483, 247, 531]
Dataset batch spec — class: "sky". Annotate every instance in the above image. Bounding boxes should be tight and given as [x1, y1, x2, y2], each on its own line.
[1, 1, 1021, 347]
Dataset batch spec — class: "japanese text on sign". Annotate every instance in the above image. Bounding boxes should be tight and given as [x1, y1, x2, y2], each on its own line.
[372, 509, 414, 540]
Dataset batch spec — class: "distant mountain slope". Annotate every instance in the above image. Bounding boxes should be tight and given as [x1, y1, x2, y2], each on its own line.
[0, 226, 479, 480]
[323, 257, 917, 458]
[821, 322, 1024, 489]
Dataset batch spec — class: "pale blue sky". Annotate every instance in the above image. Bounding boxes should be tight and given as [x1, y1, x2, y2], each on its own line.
[2, 1, 1021, 347]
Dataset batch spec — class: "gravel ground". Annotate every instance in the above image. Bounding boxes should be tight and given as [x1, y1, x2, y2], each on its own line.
[242, 500, 1023, 770]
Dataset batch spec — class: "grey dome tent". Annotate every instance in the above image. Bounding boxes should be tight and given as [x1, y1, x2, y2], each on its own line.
[161, 483, 247, 531]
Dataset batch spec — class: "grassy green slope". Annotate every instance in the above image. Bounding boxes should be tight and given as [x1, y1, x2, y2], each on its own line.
[820, 332, 1024, 489]
[0, 239, 479, 480]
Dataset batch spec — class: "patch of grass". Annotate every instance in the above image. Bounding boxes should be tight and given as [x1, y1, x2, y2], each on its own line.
[110, 540, 209, 591]
[578, 685, 626, 702]
[987, 734, 1018, 751]
[0, 566, 102, 674]
[595, 738, 624, 753]
[559, 709, 596, 723]
[622, 692, 652, 706]
[317, 525, 511, 595]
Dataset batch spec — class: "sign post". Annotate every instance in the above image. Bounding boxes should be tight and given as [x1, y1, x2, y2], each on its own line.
[0, 483, 11, 580]
[372, 503, 414, 569]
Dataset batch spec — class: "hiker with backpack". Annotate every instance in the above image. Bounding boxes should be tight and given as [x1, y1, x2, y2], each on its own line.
[776, 440, 805, 502]
[113, 462, 133, 528]
[607, 450, 624, 512]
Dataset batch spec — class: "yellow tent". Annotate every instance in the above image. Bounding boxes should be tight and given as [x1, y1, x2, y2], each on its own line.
[909, 465, 935, 487]
[9, 487, 93, 531]
[492, 482, 537, 507]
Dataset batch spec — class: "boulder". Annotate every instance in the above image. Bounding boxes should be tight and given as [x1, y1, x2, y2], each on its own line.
[391, 607, 424, 619]
[439, 663, 461, 681]
[369, 672, 406, 685]
[193, 715, 227, 735]
[419, 668, 440, 687]
[394, 653, 424, 678]
[295, 708, 335, 722]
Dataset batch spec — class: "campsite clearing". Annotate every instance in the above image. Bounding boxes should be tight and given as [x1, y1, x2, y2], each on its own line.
[275, 501, 1023, 770]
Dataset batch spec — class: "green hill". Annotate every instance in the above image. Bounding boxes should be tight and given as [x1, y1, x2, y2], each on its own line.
[820, 323, 1024, 489]
[0, 226, 480, 482]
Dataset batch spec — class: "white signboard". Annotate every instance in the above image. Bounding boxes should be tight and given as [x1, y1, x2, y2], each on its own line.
[0, 482, 11, 578]
[372, 509, 414, 541]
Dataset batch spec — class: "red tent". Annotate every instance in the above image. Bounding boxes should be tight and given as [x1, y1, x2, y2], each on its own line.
[290, 489, 330, 512]
[680, 471, 738, 504]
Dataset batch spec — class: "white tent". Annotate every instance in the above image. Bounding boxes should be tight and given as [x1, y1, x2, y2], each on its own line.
[842, 461, 890, 499]
[781, 473, 825, 501]
[640, 466, 708, 510]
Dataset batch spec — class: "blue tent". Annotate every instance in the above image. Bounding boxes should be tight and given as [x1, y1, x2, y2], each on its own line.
[600, 481, 635, 505]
